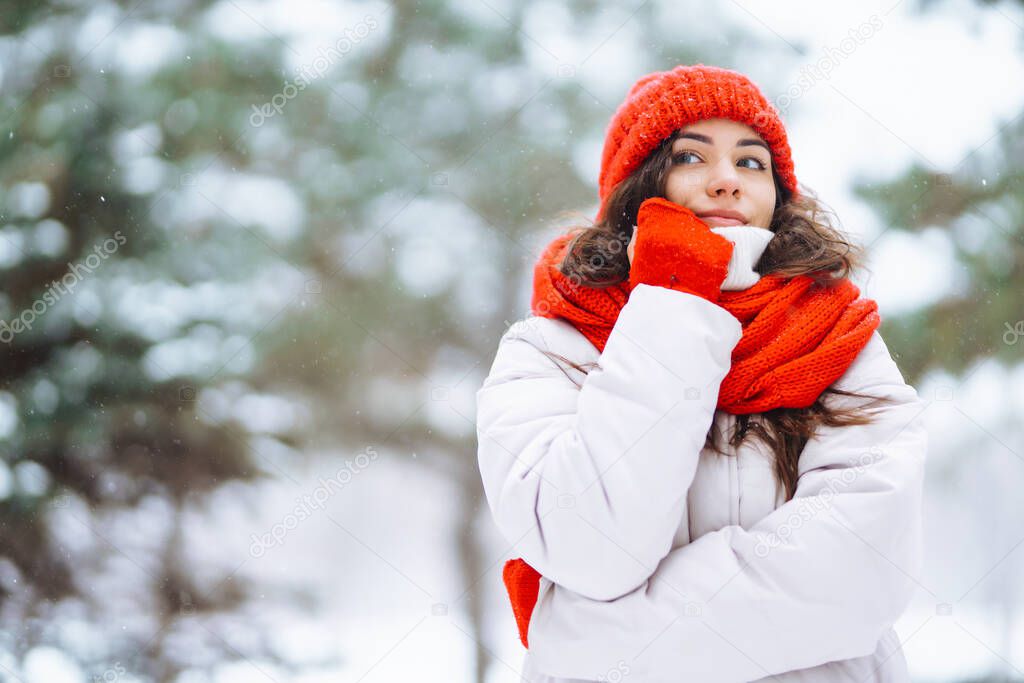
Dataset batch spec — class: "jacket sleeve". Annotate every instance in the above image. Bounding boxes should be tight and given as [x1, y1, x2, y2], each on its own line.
[525, 330, 929, 682]
[475, 283, 744, 601]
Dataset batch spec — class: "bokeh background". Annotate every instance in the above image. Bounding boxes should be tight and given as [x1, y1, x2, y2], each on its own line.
[1, 0, 1023, 681]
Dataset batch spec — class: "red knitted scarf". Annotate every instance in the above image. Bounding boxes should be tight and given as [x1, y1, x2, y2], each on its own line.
[503, 231, 881, 648]
[532, 231, 880, 412]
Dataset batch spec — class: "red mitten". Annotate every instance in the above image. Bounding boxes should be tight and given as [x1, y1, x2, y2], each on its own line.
[503, 558, 542, 648]
[627, 197, 736, 303]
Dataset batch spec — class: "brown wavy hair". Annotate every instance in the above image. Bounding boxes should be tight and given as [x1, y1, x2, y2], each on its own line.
[526, 128, 896, 503]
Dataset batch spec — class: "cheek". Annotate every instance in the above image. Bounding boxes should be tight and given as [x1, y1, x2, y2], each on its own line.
[754, 178, 776, 217]
[665, 169, 701, 198]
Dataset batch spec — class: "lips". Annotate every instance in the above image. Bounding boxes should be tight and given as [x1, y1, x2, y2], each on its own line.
[697, 214, 745, 226]
[695, 208, 747, 226]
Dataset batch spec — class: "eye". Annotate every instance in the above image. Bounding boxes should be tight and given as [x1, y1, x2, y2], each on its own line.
[739, 156, 769, 171]
[672, 151, 701, 164]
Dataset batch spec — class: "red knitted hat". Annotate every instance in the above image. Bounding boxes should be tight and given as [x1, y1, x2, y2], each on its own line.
[597, 63, 799, 222]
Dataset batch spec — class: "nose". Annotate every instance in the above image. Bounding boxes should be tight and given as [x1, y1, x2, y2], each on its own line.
[705, 156, 741, 198]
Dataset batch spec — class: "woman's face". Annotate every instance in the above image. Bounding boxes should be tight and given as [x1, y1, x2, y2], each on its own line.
[663, 117, 777, 229]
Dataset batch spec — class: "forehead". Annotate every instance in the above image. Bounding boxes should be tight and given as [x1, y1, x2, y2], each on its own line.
[676, 117, 762, 141]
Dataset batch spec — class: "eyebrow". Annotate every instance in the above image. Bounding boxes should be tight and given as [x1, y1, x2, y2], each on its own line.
[675, 132, 770, 153]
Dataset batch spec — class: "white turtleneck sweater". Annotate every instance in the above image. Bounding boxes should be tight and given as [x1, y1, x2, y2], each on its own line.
[708, 225, 775, 291]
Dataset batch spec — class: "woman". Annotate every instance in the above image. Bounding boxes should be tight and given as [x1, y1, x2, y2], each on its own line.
[475, 64, 927, 682]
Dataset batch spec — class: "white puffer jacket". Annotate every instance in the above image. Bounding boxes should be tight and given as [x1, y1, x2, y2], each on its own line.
[475, 229, 928, 683]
